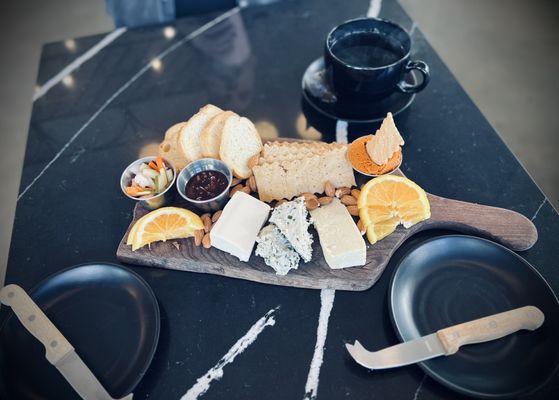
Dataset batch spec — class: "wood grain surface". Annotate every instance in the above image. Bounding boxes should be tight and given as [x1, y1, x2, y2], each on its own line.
[116, 170, 537, 291]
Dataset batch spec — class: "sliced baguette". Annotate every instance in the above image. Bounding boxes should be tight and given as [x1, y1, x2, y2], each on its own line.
[219, 114, 263, 179]
[200, 111, 237, 158]
[179, 104, 222, 162]
[158, 122, 189, 171]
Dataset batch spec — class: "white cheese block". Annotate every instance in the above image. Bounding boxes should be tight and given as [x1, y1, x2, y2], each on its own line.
[210, 191, 270, 262]
[255, 224, 300, 275]
[310, 198, 366, 269]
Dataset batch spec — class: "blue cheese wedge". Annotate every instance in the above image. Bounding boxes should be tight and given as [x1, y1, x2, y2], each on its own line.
[310, 198, 366, 269]
[210, 191, 270, 262]
[255, 225, 300, 275]
[269, 197, 313, 262]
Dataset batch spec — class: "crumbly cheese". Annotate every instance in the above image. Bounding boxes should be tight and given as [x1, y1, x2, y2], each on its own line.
[269, 197, 313, 262]
[310, 198, 366, 269]
[255, 224, 300, 275]
[210, 191, 270, 262]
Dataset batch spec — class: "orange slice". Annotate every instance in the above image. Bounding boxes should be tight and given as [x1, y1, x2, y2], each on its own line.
[131, 207, 203, 251]
[358, 175, 430, 244]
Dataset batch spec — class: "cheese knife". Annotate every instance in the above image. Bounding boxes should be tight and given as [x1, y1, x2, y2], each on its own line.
[0, 284, 133, 400]
[346, 306, 544, 370]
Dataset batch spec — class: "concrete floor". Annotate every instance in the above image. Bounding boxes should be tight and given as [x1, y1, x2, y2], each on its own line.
[0, 0, 558, 285]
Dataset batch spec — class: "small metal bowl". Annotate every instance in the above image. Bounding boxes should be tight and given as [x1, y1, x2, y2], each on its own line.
[176, 158, 232, 213]
[120, 156, 176, 210]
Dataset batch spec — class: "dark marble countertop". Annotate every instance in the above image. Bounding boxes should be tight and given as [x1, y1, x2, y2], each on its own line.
[3, 0, 558, 399]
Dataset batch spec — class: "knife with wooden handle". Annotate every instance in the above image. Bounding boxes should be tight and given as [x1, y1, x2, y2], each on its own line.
[346, 306, 545, 370]
[0, 284, 133, 400]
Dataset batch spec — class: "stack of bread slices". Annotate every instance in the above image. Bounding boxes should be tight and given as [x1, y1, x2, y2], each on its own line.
[158, 104, 262, 179]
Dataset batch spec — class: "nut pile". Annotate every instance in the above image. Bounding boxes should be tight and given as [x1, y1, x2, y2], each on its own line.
[193, 209, 223, 248]
[193, 178, 367, 249]
[271, 180, 366, 236]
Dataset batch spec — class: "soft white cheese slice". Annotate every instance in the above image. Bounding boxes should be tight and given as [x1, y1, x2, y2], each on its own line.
[269, 197, 313, 262]
[210, 191, 270, 262]
[310, 198, 366, 269]
[255, 224, 300, 275]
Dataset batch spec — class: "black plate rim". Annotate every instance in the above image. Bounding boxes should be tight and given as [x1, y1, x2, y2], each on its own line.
[301, 56, 416, 123]
[387, 234, 559, 399]
[0, 261, 160, 398]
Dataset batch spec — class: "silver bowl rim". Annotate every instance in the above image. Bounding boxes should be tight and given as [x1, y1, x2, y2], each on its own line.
[176, 158, 233, 204]
[120, 156, 177, 201]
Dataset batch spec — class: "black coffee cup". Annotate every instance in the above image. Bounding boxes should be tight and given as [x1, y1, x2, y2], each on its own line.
[324, 18, 430, 101]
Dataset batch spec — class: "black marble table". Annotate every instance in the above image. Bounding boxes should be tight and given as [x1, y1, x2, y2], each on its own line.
[2, 0, 559, 399]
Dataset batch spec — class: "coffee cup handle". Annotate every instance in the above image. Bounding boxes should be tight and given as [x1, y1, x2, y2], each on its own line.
[397, 60, 430, 94]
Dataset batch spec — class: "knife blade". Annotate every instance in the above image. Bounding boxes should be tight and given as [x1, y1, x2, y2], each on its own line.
[0, 284, 133, 400]
[346, 305, 544, 370]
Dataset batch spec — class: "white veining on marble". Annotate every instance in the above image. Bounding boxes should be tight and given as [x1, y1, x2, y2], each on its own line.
[180, 306, 279, 400]
[33, 27, 127, 102]
[531, 197, 547, 221]
[335, 120, 349, 143]
[367, 0, 383, 18]
[18, 7, 240, 202]
[303, 289, 336, 400]
[412, 374, 427, 400]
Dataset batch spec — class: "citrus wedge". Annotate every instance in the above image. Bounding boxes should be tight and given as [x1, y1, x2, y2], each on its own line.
[358, 175, 430, 244]
[131, 207, 203, 251]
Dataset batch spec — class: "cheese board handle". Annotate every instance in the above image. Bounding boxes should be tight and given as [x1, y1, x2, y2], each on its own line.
[436, 306, 544, 354]
[424, 194, 537, 251]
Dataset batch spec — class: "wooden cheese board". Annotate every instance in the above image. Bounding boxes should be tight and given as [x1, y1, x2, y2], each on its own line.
[116, 170, 537, 291]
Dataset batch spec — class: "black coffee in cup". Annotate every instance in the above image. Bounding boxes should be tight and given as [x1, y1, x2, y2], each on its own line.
[331, 32, 405, 68]
[324, 18, 430, 101]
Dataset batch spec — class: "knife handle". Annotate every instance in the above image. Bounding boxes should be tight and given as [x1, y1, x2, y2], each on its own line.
[0, 284, 73, 364]
[436, 306, 544, 355]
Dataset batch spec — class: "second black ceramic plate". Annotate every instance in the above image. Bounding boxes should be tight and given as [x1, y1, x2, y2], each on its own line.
[0, 262, 160, 399]
[389, 235, 559, 398]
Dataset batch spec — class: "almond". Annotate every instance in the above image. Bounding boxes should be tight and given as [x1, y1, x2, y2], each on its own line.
[202, 233, 211, 249]
[229, 184, 243, 197]
[248, 175, 257, 192]
[240, 185, 251, 194]
[202, 214, 212, 233]
[301, 192, 317, 202]
[231, 177, 241, 187]
[318, 196, 333, 205]
[211, 210, 222, 223]
[340, 195, 357, 206]
[324, 181, 335, 197]
[357, 219, 366, 235]
[305, 197, 320, 210]
[335, 187, 351, 198]
[194, 229, 204, 246]
[351, 188, 361, 199]
[346, 205, 359, 216]
[248, 153, 260, 169]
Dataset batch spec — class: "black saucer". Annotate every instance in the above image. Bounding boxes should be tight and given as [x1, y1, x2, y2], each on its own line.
[302, 57, 416, 123]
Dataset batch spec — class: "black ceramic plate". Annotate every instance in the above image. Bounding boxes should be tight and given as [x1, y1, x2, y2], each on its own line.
[302, 57, 416, 123]
[389, 235, 559, 398]
[0, 263, 160, 400]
